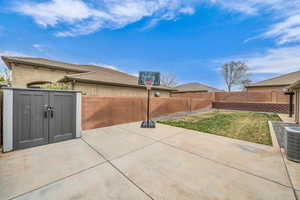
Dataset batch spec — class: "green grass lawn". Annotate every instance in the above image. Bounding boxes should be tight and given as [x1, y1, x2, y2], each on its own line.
[159, 111, 281, 145]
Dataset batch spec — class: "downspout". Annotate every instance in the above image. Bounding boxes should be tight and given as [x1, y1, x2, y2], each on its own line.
[71, 80, 76, 90]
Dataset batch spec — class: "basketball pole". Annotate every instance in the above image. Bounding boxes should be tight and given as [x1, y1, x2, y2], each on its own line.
[147, 88, 150, 123]
[141, 81, 155, 128]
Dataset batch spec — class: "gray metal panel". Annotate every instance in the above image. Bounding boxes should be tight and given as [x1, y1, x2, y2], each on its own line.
[13, 90, 49, 150]
[49, 92, 76, 143]
[3, 87, 80, 93]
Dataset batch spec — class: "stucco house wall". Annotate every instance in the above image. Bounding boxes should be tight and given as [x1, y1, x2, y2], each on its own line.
[11, 63, 75, 88]
[9, 62, 170, 97]
[74, 82, 170, 97]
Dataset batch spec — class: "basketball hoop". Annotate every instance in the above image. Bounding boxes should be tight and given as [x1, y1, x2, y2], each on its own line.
[145, 80, 153, 90]
[138, 71, 160, 128]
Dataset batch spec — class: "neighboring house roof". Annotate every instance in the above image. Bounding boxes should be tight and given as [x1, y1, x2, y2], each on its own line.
[289, 80, 300, 90]
[246, 69, 300, 88]
[173, 82, 221, 93]
[1, 56, 174, 91]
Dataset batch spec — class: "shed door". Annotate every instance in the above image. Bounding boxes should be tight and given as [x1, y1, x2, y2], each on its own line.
[13, 90, 49, 149]
[49, 92, 76, 143]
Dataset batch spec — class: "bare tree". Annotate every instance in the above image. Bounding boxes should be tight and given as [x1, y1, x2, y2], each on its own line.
[221, 61, 250, 92]
[160, 73, 179, 87]
[241, 79, 252, 90]
[0, 68, 11, 82]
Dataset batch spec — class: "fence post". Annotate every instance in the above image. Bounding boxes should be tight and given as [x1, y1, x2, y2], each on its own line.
[212, 92, 216, 102]
[189, 97, 192, 112]
[271, 91, 276, 103]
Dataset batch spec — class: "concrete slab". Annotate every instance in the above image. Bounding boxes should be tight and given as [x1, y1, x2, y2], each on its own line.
[82, 126, 155, 160]
[113, 143, 294, 200]
[283, 154, 300, 191]
[15, 163, 151, 200]
[117, 122, 185, 140]
[162, 130, 291, 187]
[0, 139, 104, 200]
[278, 114, 296, 124]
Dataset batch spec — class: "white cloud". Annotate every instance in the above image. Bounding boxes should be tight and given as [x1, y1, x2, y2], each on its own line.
[263, 14, 300, 44]
[90, 62, 119, 71]
[16, 0, 109, 27]
[12, 0, 300, 43]
[246, 46, 300, 74]
[215, 46, 300, 75]
[212, 0, 300, 44]
[15, 0, 197, 37]
[32, 43, 45, 52]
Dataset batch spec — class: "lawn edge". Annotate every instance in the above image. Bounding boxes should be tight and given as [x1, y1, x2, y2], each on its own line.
[268, 121, 281, 151]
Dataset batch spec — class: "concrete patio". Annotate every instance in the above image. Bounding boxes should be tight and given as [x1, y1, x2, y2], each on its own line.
[0, 122, 299, 200]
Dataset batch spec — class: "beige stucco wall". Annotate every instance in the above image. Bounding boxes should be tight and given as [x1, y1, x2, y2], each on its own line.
[10, 63, 171, 97]
[11, 63, 75, 88]
[74, 82, 170, 97]
[246, 86, 286, 92]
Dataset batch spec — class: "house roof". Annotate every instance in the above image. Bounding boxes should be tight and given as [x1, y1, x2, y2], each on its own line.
[173, 82, 221, 93]
[246, 69, 300, 88]
[1, 56, 174, 91]
[289, 80, 300, 90]
[2, 56, 90, 72]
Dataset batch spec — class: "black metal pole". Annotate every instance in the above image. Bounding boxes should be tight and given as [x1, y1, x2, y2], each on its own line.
[147, 89, 150, 122]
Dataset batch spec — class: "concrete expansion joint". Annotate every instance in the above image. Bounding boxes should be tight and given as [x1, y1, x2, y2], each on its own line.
[9, 161, 106, 200]
[279, 149, 299, 200]
[80, 138, 155, 200]
[117, 125, 187, 142]
[159, 140, 294, 190]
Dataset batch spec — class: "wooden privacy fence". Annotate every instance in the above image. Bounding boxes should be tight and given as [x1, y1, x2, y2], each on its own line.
[214, 91, 288, 104]
[171, 91, 291, 114]
[171, 91, 289, 104]
[82, 96, 212, 130]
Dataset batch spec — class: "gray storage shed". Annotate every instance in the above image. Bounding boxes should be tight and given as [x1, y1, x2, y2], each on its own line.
[2, 88, 81, 152]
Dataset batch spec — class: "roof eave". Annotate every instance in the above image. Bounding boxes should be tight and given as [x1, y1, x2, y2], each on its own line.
[1, 56, 13, 69]
[245, 84, 290, 88]
[289, 80, 300, 89]
[1, 56, 88, 73]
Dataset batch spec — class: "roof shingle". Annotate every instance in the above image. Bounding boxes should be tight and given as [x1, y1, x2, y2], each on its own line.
[247, 69, 300, 88]
[174, 82, 221, 92]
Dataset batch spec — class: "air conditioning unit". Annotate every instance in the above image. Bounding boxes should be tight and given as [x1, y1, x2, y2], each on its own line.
[285, 127, 300, 163]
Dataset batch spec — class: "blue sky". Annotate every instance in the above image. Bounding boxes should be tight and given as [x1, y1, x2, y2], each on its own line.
[1, 0, 300, 90]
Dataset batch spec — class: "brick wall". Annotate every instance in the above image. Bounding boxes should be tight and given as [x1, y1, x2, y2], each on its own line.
[214, 91, 288, 104]
[213, 102, 291, 114]
[171, 92, 215, 100]
[82, 91, 291, 130]
[82, 96, 212, 130]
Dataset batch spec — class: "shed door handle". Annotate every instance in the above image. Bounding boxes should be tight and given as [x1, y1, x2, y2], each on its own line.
[50, 109, 54, 118]
[44, 111, 48, 118]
